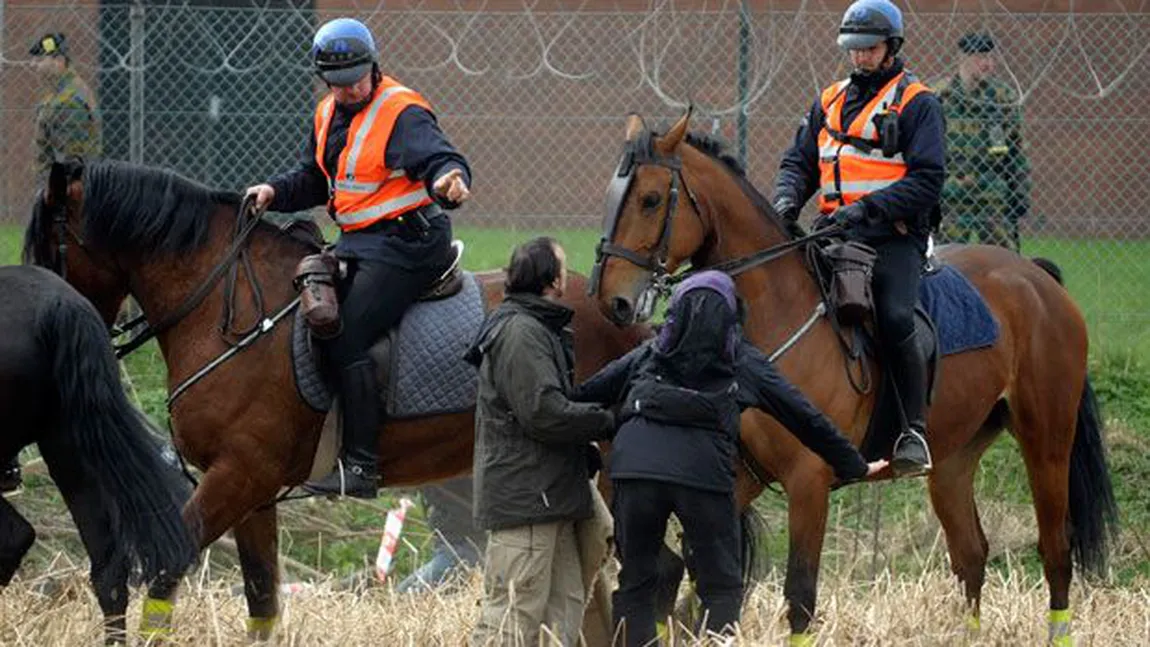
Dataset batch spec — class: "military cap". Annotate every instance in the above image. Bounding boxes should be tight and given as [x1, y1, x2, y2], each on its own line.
[30, 32, 68, 57]
[958, 31, 995, 54]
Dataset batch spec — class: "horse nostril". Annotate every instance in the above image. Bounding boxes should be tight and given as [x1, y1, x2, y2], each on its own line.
[610, 297, 635, 324]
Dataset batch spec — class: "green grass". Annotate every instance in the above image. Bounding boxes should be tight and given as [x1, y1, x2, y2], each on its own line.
[3, 221, 1148, 585]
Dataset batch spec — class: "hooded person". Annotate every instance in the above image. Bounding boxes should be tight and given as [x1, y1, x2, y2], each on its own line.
[574, 271, 885, 646]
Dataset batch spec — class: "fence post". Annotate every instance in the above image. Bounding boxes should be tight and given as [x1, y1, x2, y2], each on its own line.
[129, 1, 145, 165]
[736, 0, 750, 170]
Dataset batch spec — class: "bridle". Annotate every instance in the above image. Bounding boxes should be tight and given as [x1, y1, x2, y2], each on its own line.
[590, 131, 702, 300]
[589, 132, 840, 313]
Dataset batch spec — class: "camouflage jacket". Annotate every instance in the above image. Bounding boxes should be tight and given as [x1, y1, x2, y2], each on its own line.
[34, 70, 102, 175]
[932, 74, 1031, 217]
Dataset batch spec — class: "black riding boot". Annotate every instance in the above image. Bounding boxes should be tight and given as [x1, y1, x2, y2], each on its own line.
[304, 360, 381, 498]
[889, 332, 932, 476]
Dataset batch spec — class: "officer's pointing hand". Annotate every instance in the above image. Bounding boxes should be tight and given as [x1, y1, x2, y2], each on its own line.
[433, 168, 471, 204]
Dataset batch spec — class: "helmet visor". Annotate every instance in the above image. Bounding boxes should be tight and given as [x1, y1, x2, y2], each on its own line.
[837, 32, 885, 50]
[318, 61, 372, 87]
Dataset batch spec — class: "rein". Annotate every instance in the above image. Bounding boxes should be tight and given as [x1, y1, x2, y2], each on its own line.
[112, 195, 265, 359]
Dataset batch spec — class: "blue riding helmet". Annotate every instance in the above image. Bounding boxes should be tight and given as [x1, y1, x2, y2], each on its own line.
[311, 18, 378, 87]
[837, 0, 904, 52]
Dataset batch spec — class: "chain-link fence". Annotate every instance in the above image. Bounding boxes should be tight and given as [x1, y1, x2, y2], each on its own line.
[2, 1, 1147, 347]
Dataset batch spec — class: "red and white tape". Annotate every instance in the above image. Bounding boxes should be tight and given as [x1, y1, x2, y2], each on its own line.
[375, 497, 416, 583]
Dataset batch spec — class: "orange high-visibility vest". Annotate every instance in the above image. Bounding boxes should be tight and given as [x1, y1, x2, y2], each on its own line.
[816, 72, 930, 214]
[314, 77, 435, 232]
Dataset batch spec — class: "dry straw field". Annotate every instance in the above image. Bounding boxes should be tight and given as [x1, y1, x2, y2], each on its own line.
[2, 562, 1149, 645]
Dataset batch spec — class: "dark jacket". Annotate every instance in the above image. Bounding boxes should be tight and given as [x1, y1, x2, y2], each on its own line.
[773, 58, 945, 244]
[464, 293, 616, 531]
[575, 338, 869, 492]
[268, 101, 471, 265]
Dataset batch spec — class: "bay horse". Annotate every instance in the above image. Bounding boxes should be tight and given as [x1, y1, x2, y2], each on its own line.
[23, 158, 650, 640]
[589, 111, 1116, 644]
[0, 265, 197, 643]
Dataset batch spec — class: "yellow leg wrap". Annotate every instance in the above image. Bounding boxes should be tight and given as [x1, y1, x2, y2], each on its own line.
[656, 620, 667, 642]
[1048, 609, 1072, 646]
[139, 597, 174, 637]
[247, 616, 279, 640]
[966, 614, 981, 632]
[788, 632, 815, 647]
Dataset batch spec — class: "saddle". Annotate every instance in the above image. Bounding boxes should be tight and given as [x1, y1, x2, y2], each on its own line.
[810, 236, 942, 462]
[294, 240, 466, 338]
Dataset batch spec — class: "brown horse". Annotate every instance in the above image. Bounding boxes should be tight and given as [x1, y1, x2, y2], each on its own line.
[590, 111, 1116, 643]
[23, 158, 650, 639]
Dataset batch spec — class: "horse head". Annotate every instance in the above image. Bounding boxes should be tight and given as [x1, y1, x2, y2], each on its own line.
[590, 109, 711, 325]
[590, 108, 800, 327]
[25, 158, 129, 326]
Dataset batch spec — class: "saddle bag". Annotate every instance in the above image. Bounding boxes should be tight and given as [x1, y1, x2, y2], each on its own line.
[823, 240, 878, 325]
[293, 251, 342, 339]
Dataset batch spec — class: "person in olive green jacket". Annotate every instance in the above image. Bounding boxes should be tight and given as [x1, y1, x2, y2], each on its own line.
[932, 31, 1031, 252]
[30, 32, 102, 178]
[465, 237, 615, 647]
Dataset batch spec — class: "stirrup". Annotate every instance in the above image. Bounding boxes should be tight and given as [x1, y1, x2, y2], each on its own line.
[891, 428, 933, 477]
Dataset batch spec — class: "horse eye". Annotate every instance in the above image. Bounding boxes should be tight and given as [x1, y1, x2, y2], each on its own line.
[640, 192, 661, 210]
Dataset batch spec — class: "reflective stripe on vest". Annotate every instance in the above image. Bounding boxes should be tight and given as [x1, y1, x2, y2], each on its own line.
[815, 72, 929, 213]
[313, 77, 435, 232]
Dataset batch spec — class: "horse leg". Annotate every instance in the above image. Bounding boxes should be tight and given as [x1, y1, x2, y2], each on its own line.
[233, 505, 280, 640]
[926, 427, 999, 633]
[1011, 392, 1079, 645]
[37, 441, 132, 644]
[60, 482, 132, 643]
[141, 461, 281, 638]
[782, 475, 831, 644]
[0, 496, 35, 586]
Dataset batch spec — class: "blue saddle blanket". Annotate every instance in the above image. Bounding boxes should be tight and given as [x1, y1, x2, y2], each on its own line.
[918, 265, 999, 356]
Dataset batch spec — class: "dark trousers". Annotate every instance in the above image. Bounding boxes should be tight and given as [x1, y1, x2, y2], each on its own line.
[870, 235, 924, 347]
[869, 235, 929, 433]
[325, 257, 443, 370]
[322, 236, 448, 469]
[612, 479, 742, 646]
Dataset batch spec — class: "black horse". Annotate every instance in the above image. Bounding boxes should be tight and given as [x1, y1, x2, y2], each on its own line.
[0, 265, 197, 643]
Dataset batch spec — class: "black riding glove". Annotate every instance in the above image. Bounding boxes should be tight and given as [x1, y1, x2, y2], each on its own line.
[833, 202, 868, 227]
[773, 196, 800, 222]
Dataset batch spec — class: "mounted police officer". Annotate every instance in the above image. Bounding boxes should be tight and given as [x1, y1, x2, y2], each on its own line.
[771, 0, 944, 476]
[246, 18, 472, 498]
[30, 32, 102, 178]
[932, 32, 1031, 252]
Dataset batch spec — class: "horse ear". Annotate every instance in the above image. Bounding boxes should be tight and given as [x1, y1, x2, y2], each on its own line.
[45, 160, 70, 207]
[624, 113, 646, 142]
[656, 105, 693, 155]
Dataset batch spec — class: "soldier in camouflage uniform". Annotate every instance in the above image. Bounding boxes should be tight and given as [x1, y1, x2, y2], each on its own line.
[30, 32, 102, 178]
[932, 32, 1031, 251]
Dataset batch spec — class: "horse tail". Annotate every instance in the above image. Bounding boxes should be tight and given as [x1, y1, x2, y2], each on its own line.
[1031, 257, 1065, 285]
[39, 295, 198, 583]
[1067, 375, 1118, 576]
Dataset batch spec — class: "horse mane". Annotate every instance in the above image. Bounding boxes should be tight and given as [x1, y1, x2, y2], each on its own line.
[682, 131, 807, 240]
[79, 159, 242, 257]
